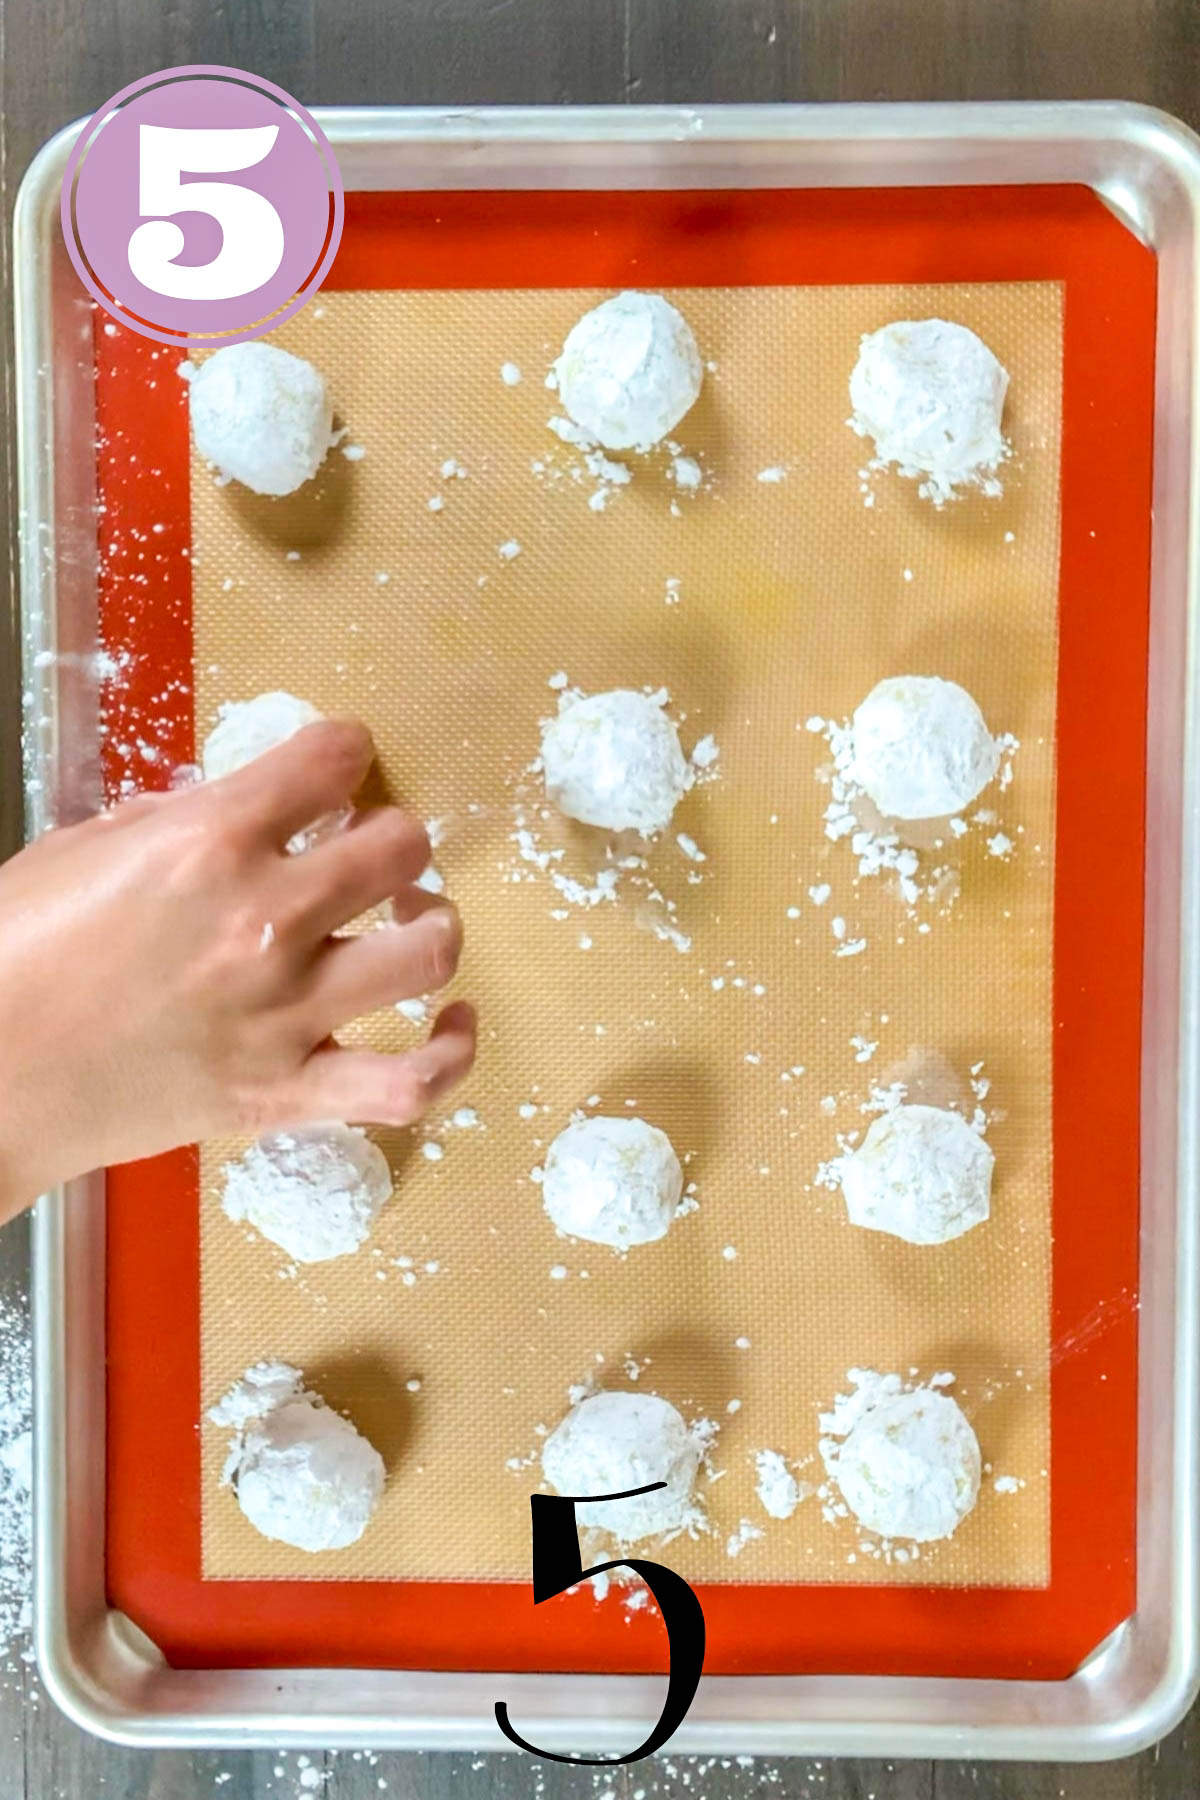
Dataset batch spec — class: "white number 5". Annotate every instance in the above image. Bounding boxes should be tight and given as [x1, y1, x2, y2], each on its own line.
[127, 124, 284, 302]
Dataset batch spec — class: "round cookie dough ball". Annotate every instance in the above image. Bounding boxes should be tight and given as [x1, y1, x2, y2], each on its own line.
[553, 291, 703, 452]
[188, 341, 333, 496]
[828, 1386, 981, 1542]
[543, 1116, 683, 1250]
[541, 688, 692, 835]
[849, 318, 1008, 503]
[850, 675, 998, 821]
[202, 690, 323, 781]
[839, 1103, 993, 1246]
[222, 1123, 393, 1264]
[208, 1362, 385, 1553]
[542, 1390, 702, 1542]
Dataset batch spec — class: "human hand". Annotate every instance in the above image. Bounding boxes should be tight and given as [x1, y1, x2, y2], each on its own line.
[0, 718, 475, 1220]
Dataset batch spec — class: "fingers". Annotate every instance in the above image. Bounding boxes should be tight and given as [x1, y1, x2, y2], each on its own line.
[282, 1001, 477, 1127]
[304, 904, 463, 1033]
[389, 882, 448, 927]
[211, 719, 375, 848]
[286, 807, 432, 940]
[91, 791, 176, 832]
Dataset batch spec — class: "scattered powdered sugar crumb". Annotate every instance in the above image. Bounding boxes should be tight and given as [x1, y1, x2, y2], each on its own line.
[498, 539, 522, 561]
[691, 733, 720, 770]
[341, 442, 366, 462]
[671, 455, 703, 490]
[810, 714, 925, 918]
[756, 466, 787, 483]
[726, 1518, 764, 1557]
[0, 1296, 32, 1665]
[676, 833, 706, 863]
[585, 448, 632, 487]
[500, 362, 523, 386]
[549, 414, 593, 449]
[754, 1449, 808, 1520]
[641, 912, 693, 955]
[396, 998, 428, 1024]
[993, 1474, 1024, 1494]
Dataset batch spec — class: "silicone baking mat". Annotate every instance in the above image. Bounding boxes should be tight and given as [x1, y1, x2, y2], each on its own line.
[195, 275, 1060, 1593]
[99, 185, 1152, 1679]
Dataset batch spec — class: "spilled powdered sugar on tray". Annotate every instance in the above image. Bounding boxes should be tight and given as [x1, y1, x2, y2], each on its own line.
[0, 1293, 32, 1668]
[534, 417, 711, 516]
[754, 1447, 813, 1520]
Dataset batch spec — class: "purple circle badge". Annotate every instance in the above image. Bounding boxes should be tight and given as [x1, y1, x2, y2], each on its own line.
[61, 65, 344, 348]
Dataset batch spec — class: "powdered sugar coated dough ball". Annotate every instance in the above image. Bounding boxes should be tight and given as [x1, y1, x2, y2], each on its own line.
[554, 291, 703, 451]
[188, 341, 333, 496]
[222, 1123, 393, 1264]
[202, 690, 323, 782]
[839, 1103, 993, 1246]
[828, 1387, 981, 1542]
[849, 319, 1008, 503]
[543, 1115, 683, 1250]
[542, 1390, 701, 1542]
[850, 675, 998, 821]
[542, 689, 691, 835]
[208, 1362, 385, 1553]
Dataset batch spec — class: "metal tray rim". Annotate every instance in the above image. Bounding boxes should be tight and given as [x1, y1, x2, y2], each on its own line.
[18, 98, 1200, 1758]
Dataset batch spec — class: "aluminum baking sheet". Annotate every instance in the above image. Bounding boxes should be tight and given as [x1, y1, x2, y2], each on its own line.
[16, 103, 1200, 1757]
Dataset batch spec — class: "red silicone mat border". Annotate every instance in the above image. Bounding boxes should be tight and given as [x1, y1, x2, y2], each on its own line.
[99, 183, 1153, 1679]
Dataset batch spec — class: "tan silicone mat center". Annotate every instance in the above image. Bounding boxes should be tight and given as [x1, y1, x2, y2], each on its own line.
[198, 281, 1061, 1587]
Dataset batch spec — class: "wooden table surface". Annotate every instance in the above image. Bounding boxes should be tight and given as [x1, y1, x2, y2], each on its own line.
[1, 1, 1198, 1795]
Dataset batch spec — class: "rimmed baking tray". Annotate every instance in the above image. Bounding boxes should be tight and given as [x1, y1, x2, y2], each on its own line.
[16, 102, 1200, 1757]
